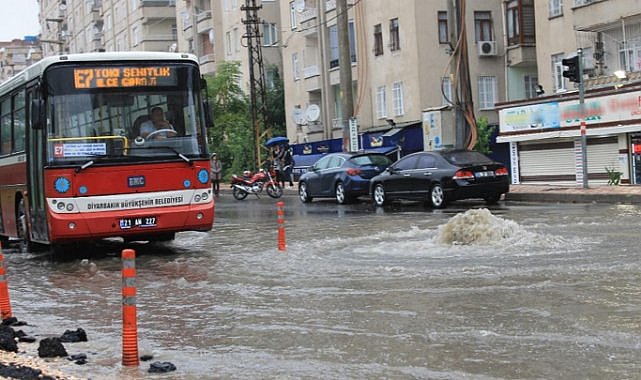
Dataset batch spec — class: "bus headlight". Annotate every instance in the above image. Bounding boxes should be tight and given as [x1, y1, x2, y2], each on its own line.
[57, 202, 66, 211]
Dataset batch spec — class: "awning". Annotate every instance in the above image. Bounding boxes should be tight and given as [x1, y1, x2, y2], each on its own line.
[292, 153, 325, 168]
[382, 127, 403, 137]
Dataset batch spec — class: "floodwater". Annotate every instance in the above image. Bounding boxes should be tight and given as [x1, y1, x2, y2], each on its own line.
[2, 197, 641, 379]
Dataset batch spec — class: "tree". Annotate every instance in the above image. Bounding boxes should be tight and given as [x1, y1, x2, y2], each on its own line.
[264, 64, 286, 138]
[473, 116, 496, 155]
[204, 61, 253, 179]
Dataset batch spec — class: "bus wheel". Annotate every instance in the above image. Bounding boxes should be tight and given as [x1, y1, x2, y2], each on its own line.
[16, 198, 31, 253]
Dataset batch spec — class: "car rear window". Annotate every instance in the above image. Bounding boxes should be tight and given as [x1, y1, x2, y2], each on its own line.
[441, 151, 493, 165]
[351, 154, 391, 166]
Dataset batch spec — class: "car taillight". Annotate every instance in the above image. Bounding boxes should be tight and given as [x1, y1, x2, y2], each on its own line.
[346, 168, 362, 176]
[453, 170, 475, 180]
[495, 167, 508, 176]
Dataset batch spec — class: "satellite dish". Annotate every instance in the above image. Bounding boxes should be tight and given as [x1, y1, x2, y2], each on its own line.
[208, 29, 215, 45]
[305, 104, 320, 122]
[292, 106, 305, 125]
[294, 0, 305, 13]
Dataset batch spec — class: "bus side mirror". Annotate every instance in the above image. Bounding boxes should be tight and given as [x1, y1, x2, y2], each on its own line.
[203, 100, 213, 129]
[31, 99, 45, 129]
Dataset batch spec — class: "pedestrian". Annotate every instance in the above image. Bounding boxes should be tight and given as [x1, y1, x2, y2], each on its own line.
[210, 152, 222, 196]
[273, 145, 283, 185]
[282, 144, 294, 188]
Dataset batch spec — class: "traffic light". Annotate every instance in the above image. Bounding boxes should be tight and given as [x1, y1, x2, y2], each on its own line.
[562, 56, 581, 83]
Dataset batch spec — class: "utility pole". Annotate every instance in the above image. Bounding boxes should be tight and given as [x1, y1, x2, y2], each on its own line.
[447, 0, 467, 149]
[318, 0, 332, 140]
[242, 0, 270, 169]
[337, 0, 354, 151]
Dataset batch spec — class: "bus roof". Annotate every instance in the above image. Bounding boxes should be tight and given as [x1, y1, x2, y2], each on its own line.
[0, 51, 200, 94]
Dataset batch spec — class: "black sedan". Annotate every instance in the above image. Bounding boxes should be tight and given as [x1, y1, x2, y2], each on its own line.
[298, 152, 392, 204]
[369, 150, 509, 208]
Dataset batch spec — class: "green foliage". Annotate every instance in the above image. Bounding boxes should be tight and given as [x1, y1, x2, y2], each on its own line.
[264, 64, 286, 138]
[204, 62, 287, 178]
[605, 166, 622, 186]
[473, 117, 496, 155]
[204, 61, 252, 179]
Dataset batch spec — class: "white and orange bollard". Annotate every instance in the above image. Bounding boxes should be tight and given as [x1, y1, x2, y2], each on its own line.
[121, 249, 139, 366]
[0, 243, 12, 320]
[277, 201, 286, 251]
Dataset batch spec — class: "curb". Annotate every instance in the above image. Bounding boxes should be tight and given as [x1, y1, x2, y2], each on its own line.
[505, 192, 641, 204]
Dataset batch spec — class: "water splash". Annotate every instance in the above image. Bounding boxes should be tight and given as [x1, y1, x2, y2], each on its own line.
[436, 208, 526, 245]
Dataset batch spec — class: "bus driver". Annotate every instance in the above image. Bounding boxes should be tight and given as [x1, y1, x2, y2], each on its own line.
[140, 106, 176, 139]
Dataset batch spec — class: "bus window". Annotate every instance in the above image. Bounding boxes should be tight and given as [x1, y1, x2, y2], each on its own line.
[14, 91, 26, 152]
[0, 99, 10, 155]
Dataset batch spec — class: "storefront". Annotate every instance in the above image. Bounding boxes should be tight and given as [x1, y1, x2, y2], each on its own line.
[498, 88, 641, 185]
[291, 122, 424, 179]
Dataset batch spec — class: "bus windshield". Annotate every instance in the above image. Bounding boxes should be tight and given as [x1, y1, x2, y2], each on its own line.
[44, 62, 207, 165]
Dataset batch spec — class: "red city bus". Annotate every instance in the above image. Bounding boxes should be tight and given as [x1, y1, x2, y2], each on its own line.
[0, 52, 214, 250]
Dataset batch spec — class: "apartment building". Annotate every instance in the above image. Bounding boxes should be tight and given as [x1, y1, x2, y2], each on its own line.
[176, 0, 216, 74]
[498, 0, 641, 186]
[0, 39, 43, 82]
[39, 0, 178, 56]
[280, 0, 509, 163]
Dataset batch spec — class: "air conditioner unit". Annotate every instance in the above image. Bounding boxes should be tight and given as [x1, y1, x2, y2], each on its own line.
[478, 40, 497, 57]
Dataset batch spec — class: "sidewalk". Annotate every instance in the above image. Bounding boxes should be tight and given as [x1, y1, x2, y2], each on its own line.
[220, 182, 641, 204]
[506, 184, 641, 204]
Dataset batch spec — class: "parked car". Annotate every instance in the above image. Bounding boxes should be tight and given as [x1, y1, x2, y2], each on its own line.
[298, 152, 393, 204]
[369, 150, 509, 208]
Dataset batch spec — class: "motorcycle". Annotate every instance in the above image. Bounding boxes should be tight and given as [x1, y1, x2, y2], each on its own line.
[230, 168, 283, 200]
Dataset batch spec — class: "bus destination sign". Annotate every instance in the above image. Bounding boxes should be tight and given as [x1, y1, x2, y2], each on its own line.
[73, 67, 177, 89]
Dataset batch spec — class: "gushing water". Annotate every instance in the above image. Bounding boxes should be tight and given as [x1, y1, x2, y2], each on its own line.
[436, 208, 526, 245]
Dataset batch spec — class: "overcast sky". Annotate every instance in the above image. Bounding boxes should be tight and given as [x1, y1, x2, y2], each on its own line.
[0, 0, 40, 41]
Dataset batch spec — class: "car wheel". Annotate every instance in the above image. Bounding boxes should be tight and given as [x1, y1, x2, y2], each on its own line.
[299, 182, 312, 203]
[335, 182, 350, 204]
[484, 193, 502, 205]
[430, 183, 446, 209]
[372, 184, 388, 206]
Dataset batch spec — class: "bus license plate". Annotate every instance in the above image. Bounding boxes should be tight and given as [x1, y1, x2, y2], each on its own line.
[119, 216, 157, 229]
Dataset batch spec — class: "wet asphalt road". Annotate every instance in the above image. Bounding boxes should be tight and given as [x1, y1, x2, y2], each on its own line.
[1, 194, 641, 379]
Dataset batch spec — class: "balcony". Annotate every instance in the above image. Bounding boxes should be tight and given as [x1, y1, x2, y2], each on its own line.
[299, 7, 317, 23]
[303, 64, 319, 78]
[196, 11, 213, 34]
[325, 0, 336, 11]
[138, 1, 177, 23]
[506, 45, 536, 67]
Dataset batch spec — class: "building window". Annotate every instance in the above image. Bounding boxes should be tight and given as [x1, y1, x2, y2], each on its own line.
[549, 0, 563, 17]
[374, 24, 383, 56]
[290, 1, 298, 30]
[478, 76, 497, 110]
[438, 11, 448, 44]
[329, 24, 338, 68]
[474, 11, 492, 42]
[225, 31, 232, 55]
[132, 26, 139, 46]
[292, 52, 300, 80]
[552, 53, 566, 92]
[376, 85, 387, 119]
[524, 75, 539, 99]
[389, 18, 400, 51]
[329, 21, 357, 68]
[506, 1, 519, 45]
[263, 23, 278, 46]
[619, 41, 641, 72]
[392, 81, 405, 116]
[233, 27, 240, 52]
[441, 76, 453, 106]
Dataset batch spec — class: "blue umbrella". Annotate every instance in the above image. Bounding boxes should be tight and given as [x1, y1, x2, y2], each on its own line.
[265, 136, 289, 147]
